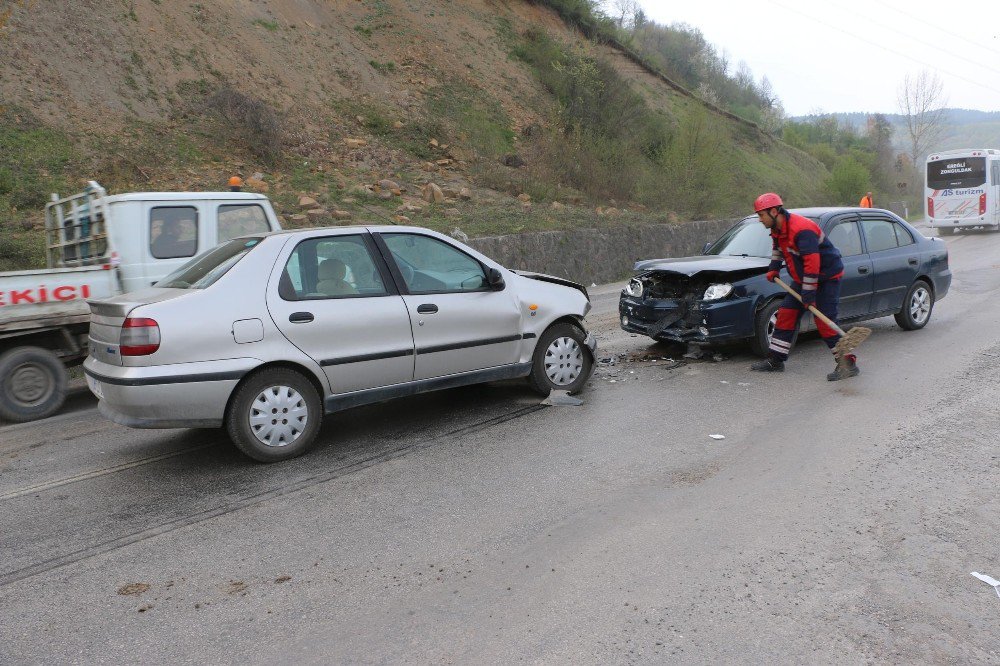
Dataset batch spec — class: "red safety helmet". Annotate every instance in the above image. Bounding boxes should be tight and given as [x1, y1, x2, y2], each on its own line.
[753, 192, 783, 212]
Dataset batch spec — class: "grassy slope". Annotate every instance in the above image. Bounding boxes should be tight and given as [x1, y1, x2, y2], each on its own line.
[0, 0, 830, 272]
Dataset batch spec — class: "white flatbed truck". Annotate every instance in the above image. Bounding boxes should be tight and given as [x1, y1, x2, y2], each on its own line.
[0, 182, 282, 422]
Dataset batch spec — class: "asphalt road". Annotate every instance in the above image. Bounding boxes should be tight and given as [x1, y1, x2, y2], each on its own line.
[2, 226, 1000, 663]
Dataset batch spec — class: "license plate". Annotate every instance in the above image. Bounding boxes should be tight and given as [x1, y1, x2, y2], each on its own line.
[86, 375, 104, 400]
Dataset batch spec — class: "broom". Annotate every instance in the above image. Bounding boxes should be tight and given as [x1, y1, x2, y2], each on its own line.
[773, 277, 871, 366]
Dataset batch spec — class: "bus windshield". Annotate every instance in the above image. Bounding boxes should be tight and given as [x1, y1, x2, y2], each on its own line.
[927, 157, 987, 189]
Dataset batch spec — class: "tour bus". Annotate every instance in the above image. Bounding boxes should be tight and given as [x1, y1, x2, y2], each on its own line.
[925, 148, 1000, 234]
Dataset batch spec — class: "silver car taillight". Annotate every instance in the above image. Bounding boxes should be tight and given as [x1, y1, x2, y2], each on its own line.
[120, 317, 161, 356]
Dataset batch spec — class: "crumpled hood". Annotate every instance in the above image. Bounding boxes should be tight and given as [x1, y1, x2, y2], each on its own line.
[633, 254, 770, 276]
[511, 270, 588, 299]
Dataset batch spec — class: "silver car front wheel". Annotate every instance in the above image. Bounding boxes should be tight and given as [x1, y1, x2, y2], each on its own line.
[528, 323, 593, 395]
[543, 336, 584, 387]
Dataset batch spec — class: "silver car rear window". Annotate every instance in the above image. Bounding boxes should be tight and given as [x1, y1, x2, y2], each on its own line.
[157, 238, 262, 289]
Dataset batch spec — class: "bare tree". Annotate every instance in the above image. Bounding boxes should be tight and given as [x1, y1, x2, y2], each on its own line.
[605, 0, 641, 30]
[897, 70, 948, 175]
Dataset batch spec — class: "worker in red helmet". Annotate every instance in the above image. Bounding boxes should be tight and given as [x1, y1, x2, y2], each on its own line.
[751, 193, 859, 381]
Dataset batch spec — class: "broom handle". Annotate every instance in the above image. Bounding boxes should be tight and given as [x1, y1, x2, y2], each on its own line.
[773, 277, 847, 337]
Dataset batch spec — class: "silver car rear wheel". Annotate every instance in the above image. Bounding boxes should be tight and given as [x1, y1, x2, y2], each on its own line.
[226, 368, 322, 462]
[248, 385, 309, 447]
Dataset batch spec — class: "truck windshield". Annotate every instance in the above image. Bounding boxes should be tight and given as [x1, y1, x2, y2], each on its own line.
[157, 238, 262, 289]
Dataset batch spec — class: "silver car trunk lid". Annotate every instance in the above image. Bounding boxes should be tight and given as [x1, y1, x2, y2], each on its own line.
[88, 288, 189, 366]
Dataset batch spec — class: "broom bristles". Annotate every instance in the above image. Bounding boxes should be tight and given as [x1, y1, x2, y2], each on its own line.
[833, 326, 872, 361]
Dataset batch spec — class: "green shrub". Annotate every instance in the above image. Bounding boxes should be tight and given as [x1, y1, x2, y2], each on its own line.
[369, 60, 395, 74]
[0, 226, 46, 271]
[425, 84, 514, 158]
[252, 18, 279, 31]
[825, 156, 871, 205]
[524, 0, 621, 42]
[0, 108, 75, 214]
[200, 86, 285, 165]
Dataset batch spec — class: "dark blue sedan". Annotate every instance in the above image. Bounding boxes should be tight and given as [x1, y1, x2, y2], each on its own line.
[619, 207, 952, 355]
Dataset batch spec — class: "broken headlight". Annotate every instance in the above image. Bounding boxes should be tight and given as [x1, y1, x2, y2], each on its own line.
[625, 277, 644, 298]
[702, 283, 733, 301]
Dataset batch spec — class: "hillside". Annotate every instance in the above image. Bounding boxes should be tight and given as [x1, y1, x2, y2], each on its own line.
[795, 110, 1000, 156]
[0, 0, 830, 271]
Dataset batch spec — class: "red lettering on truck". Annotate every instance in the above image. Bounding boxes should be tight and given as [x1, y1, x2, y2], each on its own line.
[52, 286, 76, 301]
[10, 289, 35, 304]
[0, 283, 92, 306]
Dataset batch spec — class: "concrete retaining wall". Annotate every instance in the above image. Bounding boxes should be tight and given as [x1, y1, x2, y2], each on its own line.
[467, 218, 739, 285]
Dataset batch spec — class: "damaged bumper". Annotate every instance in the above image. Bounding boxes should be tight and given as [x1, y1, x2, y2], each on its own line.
[618, 295, 757, 344]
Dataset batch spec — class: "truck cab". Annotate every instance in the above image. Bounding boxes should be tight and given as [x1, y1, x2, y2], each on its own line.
[104, 191, 281, 292]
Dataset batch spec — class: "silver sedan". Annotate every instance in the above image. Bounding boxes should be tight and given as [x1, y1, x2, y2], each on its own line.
[84, 226, 596, 462]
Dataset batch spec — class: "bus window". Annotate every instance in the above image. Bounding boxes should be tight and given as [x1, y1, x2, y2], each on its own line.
[927, 157, 986, 189]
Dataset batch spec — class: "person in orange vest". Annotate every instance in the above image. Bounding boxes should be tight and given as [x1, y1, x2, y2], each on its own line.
[228, 175, 244, 192]
[859, 191, 873, 208]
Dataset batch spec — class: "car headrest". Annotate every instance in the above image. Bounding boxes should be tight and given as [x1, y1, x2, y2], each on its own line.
[317, 257, 347, 281]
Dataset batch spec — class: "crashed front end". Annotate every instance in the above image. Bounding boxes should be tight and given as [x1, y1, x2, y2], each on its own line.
[618, 270, 759, 344]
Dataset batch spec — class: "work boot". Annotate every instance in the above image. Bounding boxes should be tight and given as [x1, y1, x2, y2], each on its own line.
[827, 354, 860, 381]
[750, 357, 784, 372]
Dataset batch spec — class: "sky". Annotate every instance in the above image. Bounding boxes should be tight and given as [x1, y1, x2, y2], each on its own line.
[632, 0, 1000, 116]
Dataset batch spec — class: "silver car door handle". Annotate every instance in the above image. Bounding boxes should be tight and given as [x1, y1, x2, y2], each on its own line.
[857, 266, 870, 274]
[289, 312, 314, 323]
[417, 304, 438, 314]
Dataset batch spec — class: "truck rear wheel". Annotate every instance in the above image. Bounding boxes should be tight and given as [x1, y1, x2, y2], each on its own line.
[0, 347, 68, 423]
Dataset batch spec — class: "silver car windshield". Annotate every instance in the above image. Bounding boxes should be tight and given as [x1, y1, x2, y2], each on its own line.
[157, 238, 262, 289]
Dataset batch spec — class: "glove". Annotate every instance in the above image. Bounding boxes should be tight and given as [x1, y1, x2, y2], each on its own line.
[800, 290, 816, 309]
[765, 270, 779, 282]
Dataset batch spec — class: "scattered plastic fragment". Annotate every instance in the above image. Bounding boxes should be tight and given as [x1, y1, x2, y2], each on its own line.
[713, 353, 726, 362]
[709, 434, 725, 440]
[541, 390, 584, 406]
[738, 382, 751, 387]
[971, 572, 1000, 598]
[720, 380, 729, 384]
